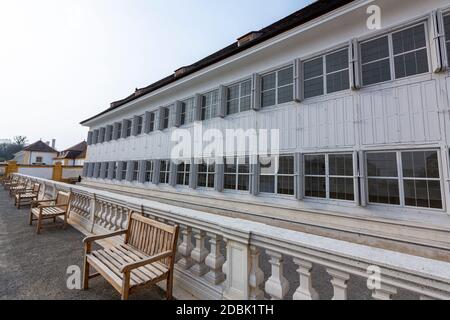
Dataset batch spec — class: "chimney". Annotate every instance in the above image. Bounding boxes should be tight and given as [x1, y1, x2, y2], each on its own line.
[237, 31, 262, 47]
[51, 139, 56, 149]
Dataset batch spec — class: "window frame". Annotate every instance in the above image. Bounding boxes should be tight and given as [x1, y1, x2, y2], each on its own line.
[226, 79, 252, 115]
[444, 13, 450, 66]
[180, 97, 195, 126]
[125, 119, 132, 138]
[202, 89, 219, 121]
[132, 161, 139, 181]
[197, 160, 216, 189]
[261, 65, 294, 108]
[136, 116, 144, 135]
[144, 160, 154, 183]
[161, 107, 170, 130]
[259, 155, 295, 197]
[159, 160, 171, 184]
[223, 156, 251, 192]
[365, 149, 444, 211]
[303, 153, 357, 202]
[121, 162, 128, 181]
[359, 21, 431, 88]
[303, 47, 350, 100]
[176, 161, 191, 186]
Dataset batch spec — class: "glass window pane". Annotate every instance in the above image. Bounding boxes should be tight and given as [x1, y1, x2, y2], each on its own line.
[304, 155, 325, 175]
[404, 180, 442, 209]
[304, 77, 324, 99]
[326, 49, 348, 73]
[262, 73, 276, 91]
[240, 96, 251, 112]
[329, 154, 353, 176]
[402, 151, 439, 179]
[208, 174, 215, 188]
[368, 178, 400, 205]
[262, 89, 276, 108]
[277, 176, 294, 195]
[361, 36, 390, 63]
[429, 180, 443, 209]
[198, 174, 207, 187]
[279, 156, 294, 175]
[362, 59, 391, 85]
[326, 70, 349, 94]
[277, 85, 293, 104]
[392, 25, 426, 55]
[228, 84, 239, 100]
[260, 175, 275, 193]
[237, 175, 250, 191]
[367, 153, 398, 177]
[394, 48, 428, 79]
[227, 99, 239, 115]
[305, 177, 326, 198]
[304, 57, 323, 79]
[224, 174, 236, 190]
[330, 177, 354, 201]
[278, 67, 293, 86]
[241, 80, 252, 96]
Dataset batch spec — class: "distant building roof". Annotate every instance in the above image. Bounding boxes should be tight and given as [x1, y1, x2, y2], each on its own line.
[55, 141, 87, 160]
[23, 140, 58, 153]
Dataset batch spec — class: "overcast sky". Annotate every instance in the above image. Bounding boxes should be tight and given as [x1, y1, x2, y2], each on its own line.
[0, 0, 312, 150]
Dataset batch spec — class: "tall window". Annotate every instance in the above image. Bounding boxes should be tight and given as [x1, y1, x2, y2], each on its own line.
[227, 80, 252, 115]
[161, 108, 170, 130]
[136, 116, 143, 135]
[145, 161, 154, 183]
[261, 66, 294, 108]
[159, 160, 171, 184]
[103, 162, 109, 179]
[180, 98, 195, 126]
[198, 160, 215, 188]
[148, 112, 156, 133]
[112, 162, 117, 180]
[304, 154, 354, 201]
[202, 90, 219, 121]
[224, 157, 251, 191]
[259, 155, 294, 196]
[367, 151, 442, 209]
[177, 162, 190, 186]
[106, 125, 113, 141]
[304, 48, 349, 99]
[361, 23, 429, 86]
[125, 120, 132, 138]
[121, 162, 128, 180]
[116, 123, 122, 139]
[132, 161, 139, 181]
[445, 15, 450, 64]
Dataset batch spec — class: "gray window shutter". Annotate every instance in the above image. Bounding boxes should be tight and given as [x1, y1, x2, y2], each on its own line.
[251, 73, 261, 111]
[174, 101, 183, 128]
[158, 107, 165, 131]
[116, 162, 123, 180]
[87, 132, 93, 145]
[98, 128, 105, 143]
[132, 116, 139, 136]
[92, 130, 99, 144]
[430, 10, 448, 73]
[112, 123, 119, 140]
[107, 161, 115, 179]
[121, 120, 128, 138]
[93, 163, 100, 178]
[100, 162, 107, 179]
[215, 162, 224, 192]
[105, 126, 112, 142]
[358, 151, 367, 207]
[194, 94, 203, 121]
[87, 163, 93, 177]
[218, 85, 227, 118]
[349, 39, 361, 90]
[138, 160, 146, 183]
[144, 112, 152, 134]
[293, 59, 304, 101]
[249, 159, 260, 196]
[126, 161, 133, 182]
[189, 159, 198, 189]
[152, 160, 161, 185]
[295, 153, 304, 200]
[169, 161, 178, 186]
[82, 163, 89, 177]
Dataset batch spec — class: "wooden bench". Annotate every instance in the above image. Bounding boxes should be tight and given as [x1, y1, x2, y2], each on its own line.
[83, 212, 180, 300]
[29, 191, 72, 234]
[9, 179, 30, 198]
[3, 176, 21, 190]
[15, 182, 41, 209]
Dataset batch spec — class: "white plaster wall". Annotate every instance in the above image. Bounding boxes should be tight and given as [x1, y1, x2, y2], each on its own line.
[18, 167, 53, 180]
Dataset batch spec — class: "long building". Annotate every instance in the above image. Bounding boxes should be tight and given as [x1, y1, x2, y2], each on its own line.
[81, 0, 450, 260]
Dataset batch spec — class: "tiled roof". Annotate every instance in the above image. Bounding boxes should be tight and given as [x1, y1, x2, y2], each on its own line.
[23, 140, 58, 153]
[55, 141, 87, 159]
[81, 0, 354, 125]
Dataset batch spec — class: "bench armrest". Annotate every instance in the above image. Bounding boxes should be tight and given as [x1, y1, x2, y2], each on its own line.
[121, 251, 173, 273]
[83, 230, 127, 244]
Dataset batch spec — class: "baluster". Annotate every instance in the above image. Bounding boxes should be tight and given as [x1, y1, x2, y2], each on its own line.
[293, 259, 318, 300]
[191, 229, 209, 276]
[327, 268, 349, 300]
[265, 250, 289, 300]
[372, 284, 397, 300]
[177, 226, 194, 270]
[121, 207, 129, 229]
[249, 246, 264, 300]
[204, 233, 225, 285]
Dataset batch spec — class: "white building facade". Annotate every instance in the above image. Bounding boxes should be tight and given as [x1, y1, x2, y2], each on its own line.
[81, 0, 450, 257]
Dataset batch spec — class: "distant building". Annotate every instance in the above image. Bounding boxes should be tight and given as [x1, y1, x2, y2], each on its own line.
[54, 141, 87, 166]
[0, 139, 12, 144]
[14, 140, 58, 165]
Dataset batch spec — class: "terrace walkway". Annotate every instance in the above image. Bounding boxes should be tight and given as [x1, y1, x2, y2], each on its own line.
[0, 190, 165, 300]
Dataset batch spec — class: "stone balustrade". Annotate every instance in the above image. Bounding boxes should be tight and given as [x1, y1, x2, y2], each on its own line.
[15, 173, 450, 300]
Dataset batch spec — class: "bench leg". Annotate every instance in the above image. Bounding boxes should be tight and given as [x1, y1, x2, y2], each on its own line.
[83, 258, 90, 290]
[166, 272, 174, 300]
[63, 213, 68, 230]
[36, 215, 42, 234]
[121, 273, 131, 300]
[29, 210, 34, 226]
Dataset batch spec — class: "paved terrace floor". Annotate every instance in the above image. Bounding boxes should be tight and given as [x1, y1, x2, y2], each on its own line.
[0, 187, 419, 300]
[0, 190, 165, 300]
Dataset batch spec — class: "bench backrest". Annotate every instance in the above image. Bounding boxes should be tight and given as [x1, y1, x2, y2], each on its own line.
[56, 191, 71, 206]
[125, 212, 179, 267]
[32, 183, 41, 193]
